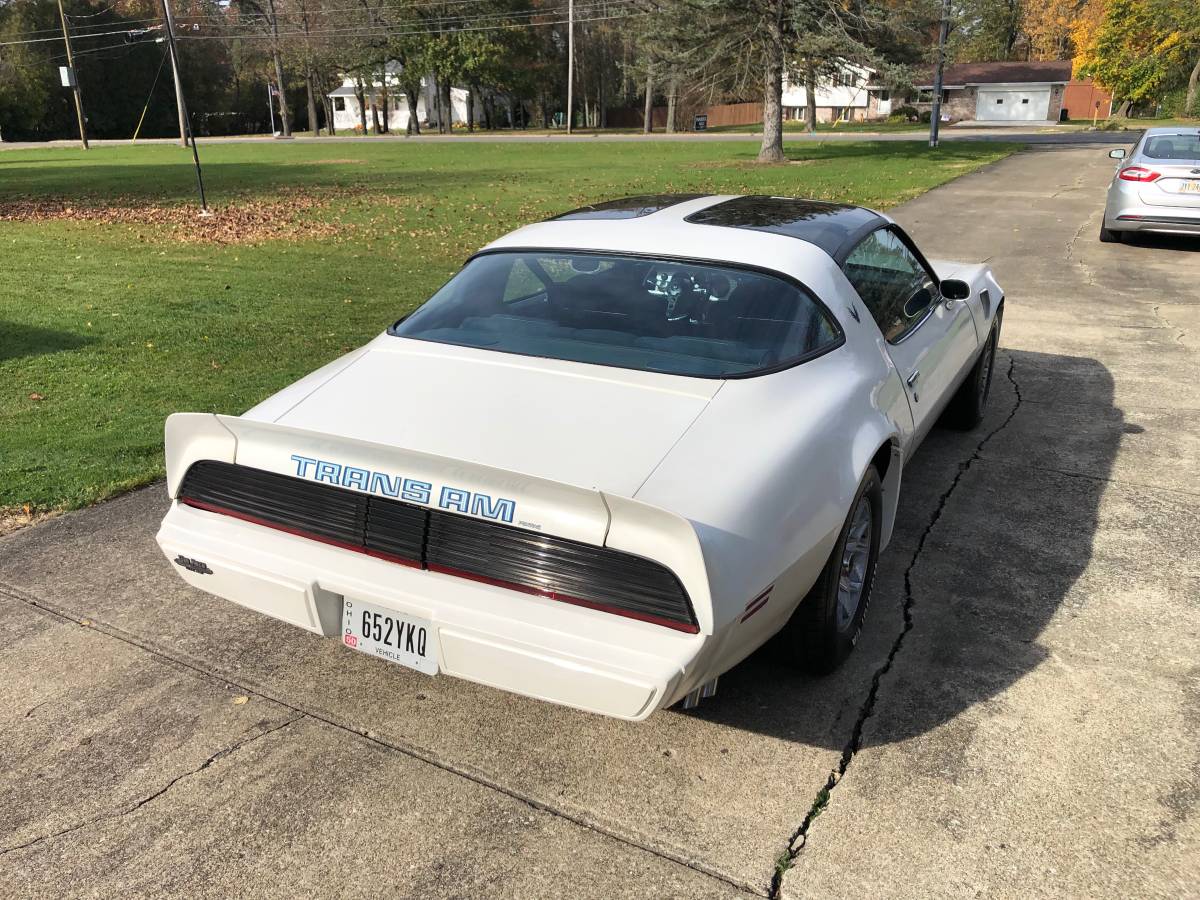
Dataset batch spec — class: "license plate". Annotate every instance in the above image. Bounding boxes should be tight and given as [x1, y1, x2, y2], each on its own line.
[342, 598, 437, 675]
[1181, 180, 1200, 194]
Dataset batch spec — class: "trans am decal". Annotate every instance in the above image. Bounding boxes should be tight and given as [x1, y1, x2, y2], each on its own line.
[289, 454, 517, 524]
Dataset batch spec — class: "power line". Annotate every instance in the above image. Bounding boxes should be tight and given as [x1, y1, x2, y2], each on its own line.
[0, 1, 640, 47]
[183, 3, 640, 40]
[0, 1, 638, 46]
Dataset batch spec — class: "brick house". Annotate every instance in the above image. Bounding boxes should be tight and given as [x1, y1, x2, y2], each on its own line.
[912, 60, 1073, 123]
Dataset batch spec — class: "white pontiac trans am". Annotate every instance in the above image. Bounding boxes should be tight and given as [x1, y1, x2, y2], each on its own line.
[157, 195, 1003, 720]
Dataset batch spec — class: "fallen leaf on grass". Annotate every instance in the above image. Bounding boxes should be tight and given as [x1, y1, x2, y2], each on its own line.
[28, 392, 44, 401]
[0, 193, 342, 246]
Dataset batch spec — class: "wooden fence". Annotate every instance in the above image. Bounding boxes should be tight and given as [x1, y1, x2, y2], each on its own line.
[606, 100, 764, 130]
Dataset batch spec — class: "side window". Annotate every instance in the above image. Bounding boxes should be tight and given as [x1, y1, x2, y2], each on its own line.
[842, 229, 936, 342]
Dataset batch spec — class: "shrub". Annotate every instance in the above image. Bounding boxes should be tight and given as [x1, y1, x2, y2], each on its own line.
[892, 104, 918, 122]
[918, 110, 932, 124]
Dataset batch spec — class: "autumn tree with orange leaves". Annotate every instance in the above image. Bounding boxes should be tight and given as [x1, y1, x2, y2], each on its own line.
[1073, 0, 1200, 115]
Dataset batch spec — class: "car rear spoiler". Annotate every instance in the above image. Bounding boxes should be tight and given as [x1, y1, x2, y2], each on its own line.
[163, 413, 715, 633]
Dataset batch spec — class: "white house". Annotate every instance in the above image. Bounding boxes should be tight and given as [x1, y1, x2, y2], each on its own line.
[327, 63, 482, 132]
[781, 62, 892, 123]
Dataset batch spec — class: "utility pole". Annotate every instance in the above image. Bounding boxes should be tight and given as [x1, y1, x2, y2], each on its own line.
[565, 0, 574, 134]
[160, 0, 189, 146]
[55, 0, 88, 149]
[159, 0, 208, 213]
[929, 0, 950, 149]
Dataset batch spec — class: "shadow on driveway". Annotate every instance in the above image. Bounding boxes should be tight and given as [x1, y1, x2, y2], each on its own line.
[683, 348, 1120, 747]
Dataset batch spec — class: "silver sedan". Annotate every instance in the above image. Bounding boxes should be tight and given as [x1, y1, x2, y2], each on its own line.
[1100, 126, 1200, 242]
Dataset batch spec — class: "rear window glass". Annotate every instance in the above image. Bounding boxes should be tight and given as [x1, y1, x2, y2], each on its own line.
[1142, 134, 1200, 160]
[392, 251, 841, 378]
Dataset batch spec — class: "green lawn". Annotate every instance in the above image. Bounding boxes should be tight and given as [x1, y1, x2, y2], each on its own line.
[0, 139, 1018, 514]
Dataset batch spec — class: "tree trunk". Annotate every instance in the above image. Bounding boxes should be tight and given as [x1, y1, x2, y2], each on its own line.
[379, 70, 389, 133]
[466, 84, 475, 132]
[804, 64, 817, 134]
[316, 71, 334, 135]
[643, 75, 653, 133]
[758, 50, 785, 162]
[507, 97, 516, 129]
[665, 76, 678, 134]
[370, 93, 381, 135]
[405, 87, 420, 135]
[1186, 56, 1200, 118]
[442, 79, 453, 131]
[354, 77, 368, 135]
[305, 69, 319, 135]
[1116, 99, 1132, 117]
[271, 50, 291, 136]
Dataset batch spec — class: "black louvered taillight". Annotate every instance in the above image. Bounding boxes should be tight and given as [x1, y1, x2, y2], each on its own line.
[425, 512, 695, 629]
[176, 460, 698, 632]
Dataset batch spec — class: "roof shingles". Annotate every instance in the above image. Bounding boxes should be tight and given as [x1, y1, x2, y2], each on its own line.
[918, 60, 1073, 87]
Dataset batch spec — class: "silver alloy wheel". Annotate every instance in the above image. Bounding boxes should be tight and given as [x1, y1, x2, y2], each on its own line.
[836, 496, 873, 632]
[978, 335, 996, 408]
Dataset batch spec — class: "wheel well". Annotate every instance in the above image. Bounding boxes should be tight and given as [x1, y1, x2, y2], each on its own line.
[870, 441, 894, 484]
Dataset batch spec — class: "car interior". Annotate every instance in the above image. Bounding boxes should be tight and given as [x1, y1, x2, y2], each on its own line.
[395, 253, 841, 377]
[1142, 135, 1200, 162]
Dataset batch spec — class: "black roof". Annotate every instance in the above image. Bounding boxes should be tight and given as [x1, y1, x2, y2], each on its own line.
[549, 194, 704, 221]
[684, 196, 884, 262]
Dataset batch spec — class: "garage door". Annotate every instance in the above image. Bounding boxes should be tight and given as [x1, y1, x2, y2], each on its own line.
[977, 88, 1051, 122]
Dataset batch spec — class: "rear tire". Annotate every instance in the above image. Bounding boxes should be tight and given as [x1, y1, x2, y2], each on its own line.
[1099, 222, 1123, 243]
[785, 466, 883, 675]
[943, 311, 1001, 430]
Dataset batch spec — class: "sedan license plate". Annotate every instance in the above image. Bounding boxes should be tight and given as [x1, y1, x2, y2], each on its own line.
[342, 598, 437, 675]
[1181, 180, 1200, 194]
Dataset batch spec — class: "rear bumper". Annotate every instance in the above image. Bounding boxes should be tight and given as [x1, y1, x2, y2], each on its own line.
[157, 500, 710, 720]
[1104, 196, 1200, 235]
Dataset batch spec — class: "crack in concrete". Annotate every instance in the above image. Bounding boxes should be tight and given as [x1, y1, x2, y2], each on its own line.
[1066, 210, 1101, 287]
[769, 356, 1023, 898]
[1152, 305, 1189, 347]
[22, 701, 47, 719]
[0, 586, 765, 897]
[0, 714, 302, 857]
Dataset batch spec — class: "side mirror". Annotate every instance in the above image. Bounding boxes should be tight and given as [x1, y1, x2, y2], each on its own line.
[1108, 148, 1127, 159]
[940, 278, 971, 301]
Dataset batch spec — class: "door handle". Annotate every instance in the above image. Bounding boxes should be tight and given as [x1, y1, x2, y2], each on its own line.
[906, 369, 920, 387]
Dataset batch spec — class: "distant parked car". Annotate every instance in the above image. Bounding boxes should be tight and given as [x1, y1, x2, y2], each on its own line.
[157, 195, 1004, 720]
[1101, 127, 1200, 242]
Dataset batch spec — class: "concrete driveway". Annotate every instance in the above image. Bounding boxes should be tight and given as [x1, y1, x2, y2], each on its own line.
[1, 146, 1197, 899]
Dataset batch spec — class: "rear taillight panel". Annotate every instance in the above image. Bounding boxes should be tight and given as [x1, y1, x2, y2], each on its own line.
[1118, 166, 1161, 183]
[177, 460, 699, 633]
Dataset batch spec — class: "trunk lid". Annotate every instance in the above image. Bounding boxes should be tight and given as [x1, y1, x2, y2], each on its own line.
[1139, 162, 1200, 208]
[264, 337, 720, 500]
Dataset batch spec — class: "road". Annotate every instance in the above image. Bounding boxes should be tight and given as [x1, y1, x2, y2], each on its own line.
[1, 146, 1197, 899]
[0, 127, 1140, 150]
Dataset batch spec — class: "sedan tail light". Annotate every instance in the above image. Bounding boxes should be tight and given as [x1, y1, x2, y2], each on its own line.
[1118, 166, 1161, 183]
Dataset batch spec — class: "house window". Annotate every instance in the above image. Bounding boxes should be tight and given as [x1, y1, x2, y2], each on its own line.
[1021, 98, 1030, 104]
[334, 97, 345, 111]
[879, 90, 890, 101]
[996, 98, 1004, 104]
[917, 89, 950, 103]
